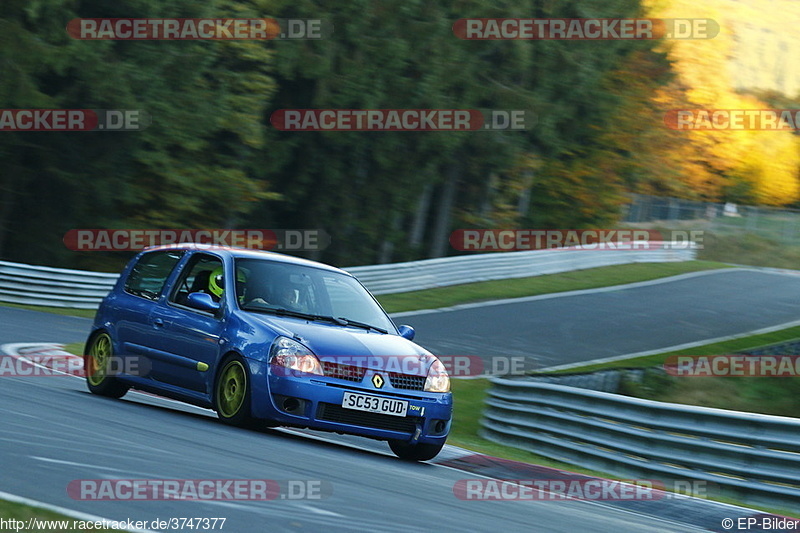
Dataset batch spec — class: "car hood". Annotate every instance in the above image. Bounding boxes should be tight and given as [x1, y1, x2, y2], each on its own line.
[249, 314, 434, 375]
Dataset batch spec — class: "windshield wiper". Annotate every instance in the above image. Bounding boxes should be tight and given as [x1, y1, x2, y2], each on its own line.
[335, 317, 388, 334]
[243, 306, 344, 325]
[242, 306, 387, 333]
[241, 305, 316, 320]
[306, 313, 387, 333]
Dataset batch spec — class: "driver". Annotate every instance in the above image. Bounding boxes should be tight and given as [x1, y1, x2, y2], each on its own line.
[276, 286, 300, 311]
[244, 284, 303, 312]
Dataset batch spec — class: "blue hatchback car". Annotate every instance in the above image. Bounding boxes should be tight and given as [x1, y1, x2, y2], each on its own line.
[84, 245, 453, 460]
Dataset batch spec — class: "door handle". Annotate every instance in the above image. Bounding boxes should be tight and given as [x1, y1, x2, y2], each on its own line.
[153, 318, 164, 328]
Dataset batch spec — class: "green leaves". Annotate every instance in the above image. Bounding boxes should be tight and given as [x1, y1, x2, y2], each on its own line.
[0, 0, 276, 266]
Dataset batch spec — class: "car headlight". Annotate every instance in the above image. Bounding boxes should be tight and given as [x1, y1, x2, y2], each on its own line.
[269, 336, 322, 376]
[424, 357, 450, 393]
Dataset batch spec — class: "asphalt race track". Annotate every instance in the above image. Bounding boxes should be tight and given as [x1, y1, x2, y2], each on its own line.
[0, 307, 91, 345]
[1, 268, 798, 531]
[399, 269, 800, 369]
[1, 373, 721, 533]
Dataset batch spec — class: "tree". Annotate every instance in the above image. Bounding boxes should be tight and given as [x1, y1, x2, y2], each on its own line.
[0, 0, 276, 268]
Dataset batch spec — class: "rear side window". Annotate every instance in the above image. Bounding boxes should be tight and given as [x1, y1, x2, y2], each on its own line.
[124, 251, 183, 300]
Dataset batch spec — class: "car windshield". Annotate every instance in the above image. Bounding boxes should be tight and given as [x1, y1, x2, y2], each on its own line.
[235, 258, 395, 334]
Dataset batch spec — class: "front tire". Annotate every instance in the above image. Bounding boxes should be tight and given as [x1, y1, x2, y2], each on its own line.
[214, 355, 256, 427]
[389, 440, 445, 461]
[84, 332, 129, 399]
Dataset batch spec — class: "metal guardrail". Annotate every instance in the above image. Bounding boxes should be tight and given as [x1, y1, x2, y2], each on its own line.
[0, 261, 120, 309]
[347, 243, 695, 295]
[481, 377, 800, 512]
[0, 243, 696, 309]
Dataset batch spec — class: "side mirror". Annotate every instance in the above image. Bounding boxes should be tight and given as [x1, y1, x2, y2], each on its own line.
[398, 325, 415, 341]
[187, 292, 221, 313]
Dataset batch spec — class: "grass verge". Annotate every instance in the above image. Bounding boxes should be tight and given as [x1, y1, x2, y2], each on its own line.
[699, 231, 800, 270]
[0, 301, 96, 319]
[0, 499, 116, 532]
[553, 325, 800, 374]
[63, 342, 84, 355]
[550, 326, 800, 418]
[624, 225, 800, 271]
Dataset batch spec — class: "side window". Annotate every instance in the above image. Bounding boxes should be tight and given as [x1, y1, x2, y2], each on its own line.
[170, 254, 224, 306]
[124, 251, 183, 301]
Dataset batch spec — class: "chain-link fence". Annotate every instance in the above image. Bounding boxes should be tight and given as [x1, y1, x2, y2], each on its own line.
[623, 194, 800, 244]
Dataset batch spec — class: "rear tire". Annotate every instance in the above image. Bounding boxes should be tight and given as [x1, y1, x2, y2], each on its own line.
[85, 332, 129, 399]
[389, 440, 445, 461]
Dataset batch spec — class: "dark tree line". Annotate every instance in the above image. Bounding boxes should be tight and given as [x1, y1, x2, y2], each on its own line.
[1, 0, 678, 270]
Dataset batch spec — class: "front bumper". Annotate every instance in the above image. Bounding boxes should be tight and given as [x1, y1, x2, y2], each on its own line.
[247, 359, 453, 445]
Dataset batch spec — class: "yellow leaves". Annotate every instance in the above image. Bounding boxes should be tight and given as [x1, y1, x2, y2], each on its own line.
[743, 132, 800, 205]
[642, 0, 800, 205]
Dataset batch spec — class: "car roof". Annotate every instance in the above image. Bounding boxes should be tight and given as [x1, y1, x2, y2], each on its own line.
[143, 244, 350, 276]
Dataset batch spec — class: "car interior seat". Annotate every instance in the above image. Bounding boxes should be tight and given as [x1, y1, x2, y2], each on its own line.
[186, 270, 216, 302]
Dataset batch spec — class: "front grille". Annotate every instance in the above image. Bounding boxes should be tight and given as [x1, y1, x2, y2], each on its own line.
[321, 361, 366, 382]
[388, 372, 426, 391]
[317, 403, 420, 433]
[320, 361, 426, 391]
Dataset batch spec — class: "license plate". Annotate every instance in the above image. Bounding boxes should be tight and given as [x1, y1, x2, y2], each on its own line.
[342, 392, 408, 417]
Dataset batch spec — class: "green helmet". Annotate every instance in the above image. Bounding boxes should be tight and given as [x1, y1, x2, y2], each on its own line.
[208, 267, 246, 298]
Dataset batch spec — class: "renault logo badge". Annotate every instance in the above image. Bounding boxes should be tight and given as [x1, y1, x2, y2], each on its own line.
[372, 374, 384, 388]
